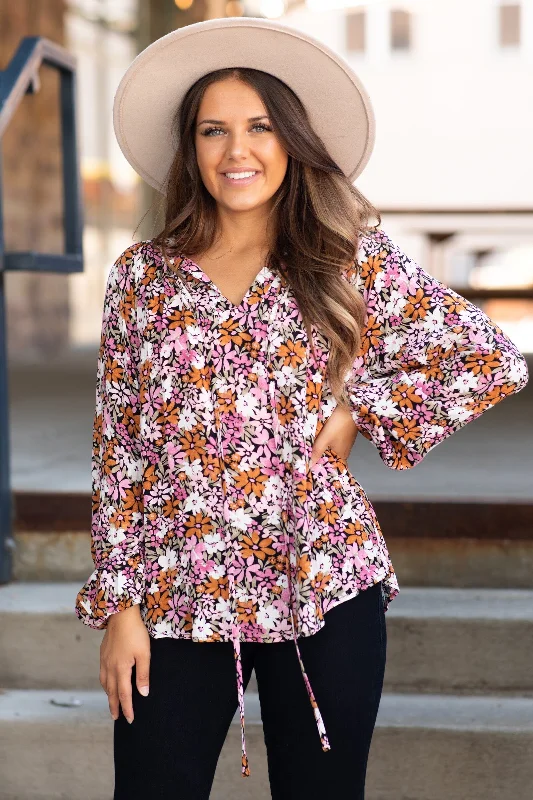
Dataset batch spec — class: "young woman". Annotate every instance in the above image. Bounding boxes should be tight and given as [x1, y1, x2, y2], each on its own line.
[74, 17, 529, 800]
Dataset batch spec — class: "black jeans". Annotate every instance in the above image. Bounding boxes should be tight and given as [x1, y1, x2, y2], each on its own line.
[113, 579, 387, 799]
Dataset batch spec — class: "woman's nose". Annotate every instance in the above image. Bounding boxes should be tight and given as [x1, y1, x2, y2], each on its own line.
[225, 131, 250, 158]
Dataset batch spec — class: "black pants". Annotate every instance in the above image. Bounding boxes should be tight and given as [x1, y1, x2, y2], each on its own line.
[114, 579, 387, 799]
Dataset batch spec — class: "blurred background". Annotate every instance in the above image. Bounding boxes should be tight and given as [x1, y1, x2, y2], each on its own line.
[1, 2, 532, 799]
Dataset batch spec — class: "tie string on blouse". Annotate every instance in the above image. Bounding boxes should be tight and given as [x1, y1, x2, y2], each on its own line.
[178, 260, 331, 777]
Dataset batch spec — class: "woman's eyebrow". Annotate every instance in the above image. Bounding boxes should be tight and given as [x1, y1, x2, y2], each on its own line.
[197, 115, 270, 125]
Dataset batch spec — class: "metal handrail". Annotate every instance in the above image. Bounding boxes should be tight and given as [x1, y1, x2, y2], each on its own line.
[0, 37, 84, 583]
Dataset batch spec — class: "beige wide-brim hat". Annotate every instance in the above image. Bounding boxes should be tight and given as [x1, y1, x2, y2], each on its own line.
[113, 16, 376, 194]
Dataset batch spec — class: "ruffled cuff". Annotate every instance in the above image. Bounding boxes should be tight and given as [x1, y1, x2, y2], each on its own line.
[74, 552, 146, 629]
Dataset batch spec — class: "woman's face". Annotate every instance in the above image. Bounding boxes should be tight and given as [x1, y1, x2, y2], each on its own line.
[194, 77, 289, 214]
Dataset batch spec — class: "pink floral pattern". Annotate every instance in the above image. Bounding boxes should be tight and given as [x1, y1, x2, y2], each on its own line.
[75, 228, 528, 777]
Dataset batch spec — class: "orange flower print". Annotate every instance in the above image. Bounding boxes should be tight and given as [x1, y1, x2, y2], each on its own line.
[145, 589, 172, 625]
[465, 350, 503, 377]
[108, 509, 135, 530]
[391, 382, 424, 409]
[234, 468, 269, 500]
[311, 571, 331, 597]
[219, 319, 253, 348]
[297, 554, 311, 581]
[143, 463, 158, 493]
[236, 598, 257, 625]
[186, 364, 211, 392]
[184, 513, 213, 539]
[306, 381, 321, 413]
[365, 251, 386, 280]
[203, 574, 229, 600]
[360, 315, 382, 353]
[239, 531, 276, 561]
[404, 287, 432, 321]
[179, 429, 207, 462]
[278, 338, 306, 369]
[157, 567, 178, 592]
[316, 497, 340, 527]
[346, 519, 370, 546]
[277, 393, 296, 426]
[391, 416, 422, 443]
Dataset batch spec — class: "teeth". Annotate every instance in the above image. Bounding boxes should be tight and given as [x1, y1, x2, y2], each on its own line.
[225, 171, 257, 179]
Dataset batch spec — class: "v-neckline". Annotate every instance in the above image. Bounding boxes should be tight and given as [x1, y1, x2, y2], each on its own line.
[176, 254, 274, 311]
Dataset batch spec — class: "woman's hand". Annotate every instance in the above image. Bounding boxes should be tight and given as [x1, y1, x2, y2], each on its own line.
[310, 405, 359, 469]
[100, 604, 151, 724]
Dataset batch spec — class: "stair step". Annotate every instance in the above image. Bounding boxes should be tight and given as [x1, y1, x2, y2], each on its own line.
[12, 526, 533, 587]
[1, 583, 532, 695]
[0, 689, 532, 800]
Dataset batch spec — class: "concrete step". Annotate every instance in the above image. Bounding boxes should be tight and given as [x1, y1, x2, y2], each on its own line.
[1, 583, 532, 696]
[12, 523, 533, 588]
[0, 689, 532, 800]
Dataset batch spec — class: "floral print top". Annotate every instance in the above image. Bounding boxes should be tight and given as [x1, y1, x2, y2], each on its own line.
[74, 227, 528, 777]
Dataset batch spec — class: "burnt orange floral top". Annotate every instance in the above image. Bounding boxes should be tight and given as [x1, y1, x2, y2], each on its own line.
[74, 227, 529, 777]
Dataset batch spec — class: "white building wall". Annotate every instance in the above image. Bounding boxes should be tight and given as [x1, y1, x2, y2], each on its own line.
[282, 0, 533, 209]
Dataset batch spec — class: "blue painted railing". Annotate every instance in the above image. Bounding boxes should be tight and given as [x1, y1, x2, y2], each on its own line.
[0, 37, 84, 583]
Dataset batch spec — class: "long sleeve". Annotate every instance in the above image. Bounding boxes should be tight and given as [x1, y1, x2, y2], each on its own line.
[343, 228, 529, 470]
[75, 243, 146, 628]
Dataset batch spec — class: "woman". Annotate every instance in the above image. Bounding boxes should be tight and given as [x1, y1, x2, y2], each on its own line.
[74, 17, 529, 800]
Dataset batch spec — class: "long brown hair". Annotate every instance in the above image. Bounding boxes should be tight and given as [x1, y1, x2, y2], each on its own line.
[148, 67, 381, 406]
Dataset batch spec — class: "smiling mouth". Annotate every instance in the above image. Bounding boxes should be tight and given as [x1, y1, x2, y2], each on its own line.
[220, 170, 261, 187]
[223, 171, 259, 180]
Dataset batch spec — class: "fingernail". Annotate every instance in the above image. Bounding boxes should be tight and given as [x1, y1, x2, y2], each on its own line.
[126, 716, 134, 724]
[139, 686, 149, 697]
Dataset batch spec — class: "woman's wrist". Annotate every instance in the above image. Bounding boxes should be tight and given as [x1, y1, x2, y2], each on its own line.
[107, 603, 142, 628]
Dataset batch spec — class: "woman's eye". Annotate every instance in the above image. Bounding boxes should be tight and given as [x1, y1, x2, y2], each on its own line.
[201, 123, 272, 136]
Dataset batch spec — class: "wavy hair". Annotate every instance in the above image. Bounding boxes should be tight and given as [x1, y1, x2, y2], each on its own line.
[147, 67, 381, 406]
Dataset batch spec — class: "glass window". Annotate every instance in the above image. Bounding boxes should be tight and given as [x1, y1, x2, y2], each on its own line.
[499, 3, 521, 47]
[390, 9, 411, 50]
[346, 9, 365, 53]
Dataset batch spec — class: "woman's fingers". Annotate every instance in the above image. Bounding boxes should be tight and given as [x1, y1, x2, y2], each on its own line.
[106, 671, 120, 721]
[310, 406, 360, 468]
[117, 666, 135, 723]
[135, 650, 151, 697]
[309, 449, 323, 469]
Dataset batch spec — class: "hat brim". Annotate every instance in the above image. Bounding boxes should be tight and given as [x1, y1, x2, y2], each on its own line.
[113, 16, 375, 194]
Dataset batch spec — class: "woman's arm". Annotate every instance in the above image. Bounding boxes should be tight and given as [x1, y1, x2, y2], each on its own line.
[75, 243, 146, 627]
[343, 228, 529, 470]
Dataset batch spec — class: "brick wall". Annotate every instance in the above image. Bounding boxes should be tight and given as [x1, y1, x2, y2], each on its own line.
[1, 0, 70, 359]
